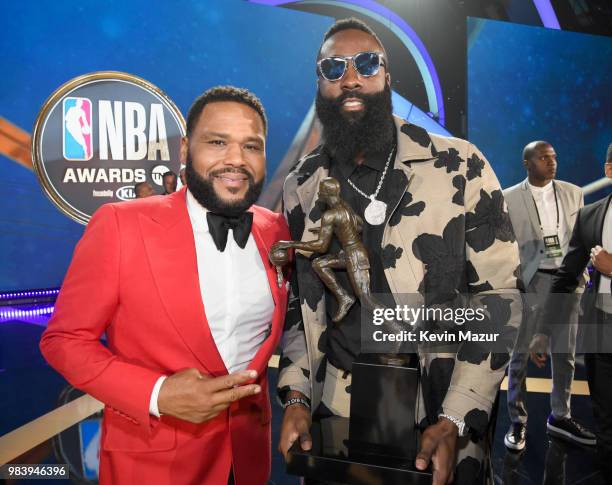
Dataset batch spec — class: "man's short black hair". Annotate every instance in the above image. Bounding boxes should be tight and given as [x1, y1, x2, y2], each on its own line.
[606, 143, 612, 163]
[523, 140, 552, 161]
[162, 170, 177, 179]
[317, 17, 387, 65]
[186, 86, 267, 137]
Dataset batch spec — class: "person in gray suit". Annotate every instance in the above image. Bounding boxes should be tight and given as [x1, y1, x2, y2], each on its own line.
[502, 140, 596, 451]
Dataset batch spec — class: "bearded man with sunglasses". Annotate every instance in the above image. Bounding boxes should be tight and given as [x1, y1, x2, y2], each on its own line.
[276, 18, 521, 485]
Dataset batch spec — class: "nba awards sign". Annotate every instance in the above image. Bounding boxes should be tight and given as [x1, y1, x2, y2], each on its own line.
[32, 71, 185, 224]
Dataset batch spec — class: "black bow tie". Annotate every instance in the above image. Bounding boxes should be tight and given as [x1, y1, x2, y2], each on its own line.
[206, 212, 253, 252]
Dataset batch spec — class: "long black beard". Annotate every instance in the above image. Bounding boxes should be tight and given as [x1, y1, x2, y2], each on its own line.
[185, 153, 264, 217]
[315, 83, 395, 164]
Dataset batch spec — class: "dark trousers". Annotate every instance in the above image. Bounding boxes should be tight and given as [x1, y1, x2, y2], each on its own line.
[585, 352, 612, 477]
[508, 271, 579, 424]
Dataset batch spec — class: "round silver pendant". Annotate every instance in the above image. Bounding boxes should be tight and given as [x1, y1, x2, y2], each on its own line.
[364, 198, 387, 225]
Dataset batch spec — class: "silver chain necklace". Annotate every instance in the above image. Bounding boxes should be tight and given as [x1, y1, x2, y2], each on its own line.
[346, 146, 395, 225]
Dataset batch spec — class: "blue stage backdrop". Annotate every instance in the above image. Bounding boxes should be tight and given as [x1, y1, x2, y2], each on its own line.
[468, 17, 612, 199]
[0, 0, 331, 292]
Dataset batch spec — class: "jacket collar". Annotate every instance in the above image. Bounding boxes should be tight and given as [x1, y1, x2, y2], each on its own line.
[518, 178, 543, 238]
[147, 187, 190, 230]
[595, 193, 612, 246]
[394, 115, 440, 163]
[149, 186, 270, 232]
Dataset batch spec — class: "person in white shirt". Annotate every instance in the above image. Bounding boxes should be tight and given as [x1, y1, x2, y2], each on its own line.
[502, 141, 595, 451]
[41, 86, 291, 485]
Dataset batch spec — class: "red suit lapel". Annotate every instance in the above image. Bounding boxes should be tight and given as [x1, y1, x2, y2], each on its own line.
[140, 189, 288, 377]
[249, 210, 288, 375]
[139, 189, 227, 376]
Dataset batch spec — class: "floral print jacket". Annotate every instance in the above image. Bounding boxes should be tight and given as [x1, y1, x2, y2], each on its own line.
[278, 116, 521, 449]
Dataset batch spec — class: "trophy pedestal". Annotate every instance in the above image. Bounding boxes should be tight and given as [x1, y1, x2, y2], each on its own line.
[286, 354, 432, 484]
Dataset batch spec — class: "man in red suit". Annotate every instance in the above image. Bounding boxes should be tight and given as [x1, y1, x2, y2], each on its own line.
[40, 86, 290, 485]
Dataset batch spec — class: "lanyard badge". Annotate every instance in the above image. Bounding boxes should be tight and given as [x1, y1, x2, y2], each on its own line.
[533, 182, 562, 259]
[543, 234, 563, 258]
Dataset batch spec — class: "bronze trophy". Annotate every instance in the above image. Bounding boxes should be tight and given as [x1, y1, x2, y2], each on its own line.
[271, 178, 379, 318]
[270, 178, 431, 484]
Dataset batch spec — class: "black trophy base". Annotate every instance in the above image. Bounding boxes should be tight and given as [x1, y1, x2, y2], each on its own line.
[286, 354, 431, 484]
[349, 353, 420, 459]
[287, 416, 432, 484]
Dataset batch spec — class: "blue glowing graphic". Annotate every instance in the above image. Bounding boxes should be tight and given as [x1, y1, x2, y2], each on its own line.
[468, 18, 612, 199]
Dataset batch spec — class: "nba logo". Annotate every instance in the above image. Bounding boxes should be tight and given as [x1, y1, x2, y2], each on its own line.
[63, 97, 93, 160]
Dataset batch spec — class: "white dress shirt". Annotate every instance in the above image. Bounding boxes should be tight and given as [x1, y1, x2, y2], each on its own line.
[528, 180, 568, 269]
[597, 203, 612, 313]
[149, 190, 274, 416]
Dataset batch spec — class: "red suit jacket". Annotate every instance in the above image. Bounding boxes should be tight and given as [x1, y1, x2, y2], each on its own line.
[40, 188, 290, 485]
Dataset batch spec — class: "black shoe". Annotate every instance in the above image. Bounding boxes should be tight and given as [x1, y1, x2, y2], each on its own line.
[546, 415, 596, 446]
[504, 423, 527, 451]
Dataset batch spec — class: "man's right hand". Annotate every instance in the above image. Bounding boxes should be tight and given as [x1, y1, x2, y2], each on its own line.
[157, 368, 260, 423]
[529, 333, 549, 368]
[591, 245, 612, 275]
[278, 392, 312, 459]
[271, 241, 293, 252]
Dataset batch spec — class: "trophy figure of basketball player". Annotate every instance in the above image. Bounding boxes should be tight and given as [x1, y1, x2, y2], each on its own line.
[273, 177, 383, 319]
[270, 177, 406, 365]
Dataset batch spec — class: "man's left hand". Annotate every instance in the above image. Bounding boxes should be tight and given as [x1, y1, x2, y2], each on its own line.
[415, 417, 458, 485]
[591, 245, 612, 276]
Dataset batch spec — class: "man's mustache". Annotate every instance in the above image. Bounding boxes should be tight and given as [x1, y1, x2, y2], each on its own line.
[326, 92, 367, 105]
[209, 167, 254, 181]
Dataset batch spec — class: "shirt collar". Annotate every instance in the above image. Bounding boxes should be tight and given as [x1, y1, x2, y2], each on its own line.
[186, 189, 211, 233]
[333, 150, 391, 180]
[528, 179, 554, 193]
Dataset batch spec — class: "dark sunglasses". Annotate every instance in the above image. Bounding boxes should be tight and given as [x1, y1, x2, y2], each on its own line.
[317, 51, 386, 82]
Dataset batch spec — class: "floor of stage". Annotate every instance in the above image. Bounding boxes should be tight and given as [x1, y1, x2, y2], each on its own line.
[0, 319, 606, 484]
